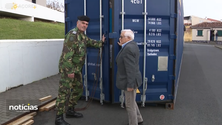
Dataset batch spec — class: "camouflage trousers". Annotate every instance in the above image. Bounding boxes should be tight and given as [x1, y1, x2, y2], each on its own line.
[55, 73, 83, 115]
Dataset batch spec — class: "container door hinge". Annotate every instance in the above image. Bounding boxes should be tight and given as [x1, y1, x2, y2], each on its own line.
[65, 0, 70, 4]
[170, 34, 177, 39]
[171, 13, 177, 18]
[168, 94, 174, 100]
[169, 75, 175, 80]
[169, 55, 176, 60]
[65, 17, 70, 22]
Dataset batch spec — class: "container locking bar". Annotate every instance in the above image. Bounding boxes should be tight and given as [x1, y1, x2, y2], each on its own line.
[84, 0, 89, 101]
[141, 0, 147, 107]
[119, 0, 125, 108]
[99, 0, 104, 105]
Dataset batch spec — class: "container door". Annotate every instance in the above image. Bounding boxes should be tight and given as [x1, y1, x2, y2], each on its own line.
[112, 0, 177, 105]
[65, 0, 110, 104]
[144, 0, 177, 104]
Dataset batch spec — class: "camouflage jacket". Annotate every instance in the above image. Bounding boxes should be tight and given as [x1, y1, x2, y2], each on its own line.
[59, 27, 103, 75]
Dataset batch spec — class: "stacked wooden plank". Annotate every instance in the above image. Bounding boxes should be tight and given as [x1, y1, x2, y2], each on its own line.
[39, 100, 56, 112]
[39, 95, 56, 112]
[6, 95, 55, 125]
[39, 95, 52, 102]
[7, 112, 36, 125]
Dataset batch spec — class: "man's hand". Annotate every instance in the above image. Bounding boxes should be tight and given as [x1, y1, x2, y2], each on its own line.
[102, 34, 106, 43]
[68, 73, 75, 79]
[118, 41, 123, 46]
[127, 88, 134, 91]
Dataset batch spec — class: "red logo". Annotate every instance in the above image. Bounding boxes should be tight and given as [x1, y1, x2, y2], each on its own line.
[160, 95, 165, 100]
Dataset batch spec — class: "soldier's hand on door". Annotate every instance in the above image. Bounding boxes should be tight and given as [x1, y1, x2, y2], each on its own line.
[102, 34, 106, 43]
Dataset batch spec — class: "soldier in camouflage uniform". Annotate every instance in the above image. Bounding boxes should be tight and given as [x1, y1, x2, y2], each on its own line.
[55, 16, 106, 125]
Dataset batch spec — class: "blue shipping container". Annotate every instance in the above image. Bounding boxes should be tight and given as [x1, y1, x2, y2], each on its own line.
[65, 0, 184, 108]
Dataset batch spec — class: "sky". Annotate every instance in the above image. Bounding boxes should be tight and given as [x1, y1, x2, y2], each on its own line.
[49, 0, 222, 21]
[183, 0, 222, 20]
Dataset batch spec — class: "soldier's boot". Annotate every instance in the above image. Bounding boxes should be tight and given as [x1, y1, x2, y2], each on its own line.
[66, 107, 83, 118]
[55, 114, 70, 125]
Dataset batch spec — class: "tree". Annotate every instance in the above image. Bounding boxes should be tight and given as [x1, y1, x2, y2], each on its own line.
[46, 0, 64, 12]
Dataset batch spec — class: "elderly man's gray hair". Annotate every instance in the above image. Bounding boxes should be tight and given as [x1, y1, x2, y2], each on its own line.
[121, 29, 134, 40]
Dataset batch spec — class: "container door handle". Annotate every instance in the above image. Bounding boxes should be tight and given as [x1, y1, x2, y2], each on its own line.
[152, 75, 155, 82]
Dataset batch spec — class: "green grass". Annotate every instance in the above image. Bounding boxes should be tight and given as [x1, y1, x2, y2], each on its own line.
[0, 18, 65, 39]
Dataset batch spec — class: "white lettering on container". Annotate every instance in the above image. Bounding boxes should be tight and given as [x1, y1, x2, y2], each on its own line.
[148, 18, 162, 25]
[132, 19, 139, 23]
[131, 0, 143, 4]
[147, 40, 162, 48]
[147, 49, 160, 56]
[88, 62, 100, 67]
[133, 31, 138, 34]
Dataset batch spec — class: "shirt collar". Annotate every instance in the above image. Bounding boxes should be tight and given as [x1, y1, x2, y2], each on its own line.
[74, 27, 84, 34]
[122, 40, 131, 48]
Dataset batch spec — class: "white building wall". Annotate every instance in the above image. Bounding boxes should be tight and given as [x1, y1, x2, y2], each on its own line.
[192, 29, 209, 41]
[215, 28, 222, 41]
[184, 19, 191, 24]
[0, 39, 64, 93]
[25, 0, 32, 2]
[36, 0, 46, 7]
[192, 28, 222, 41]
[190, 16, 210, 25]
[25, 0, 46, 7]
[0, 0, 64, 23]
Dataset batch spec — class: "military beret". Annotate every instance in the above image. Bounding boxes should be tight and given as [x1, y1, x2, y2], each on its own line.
[78, 15, 90, 22]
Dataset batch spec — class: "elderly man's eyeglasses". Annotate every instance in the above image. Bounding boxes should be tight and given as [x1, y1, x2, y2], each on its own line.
[119, 36, 126, 39]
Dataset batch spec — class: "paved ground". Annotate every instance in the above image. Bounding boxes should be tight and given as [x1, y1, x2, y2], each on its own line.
[1, 43, 222, 125]
[0, 75, 59, 125]
[215, 45, 222, 49]
[32, 43, 222, 125]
